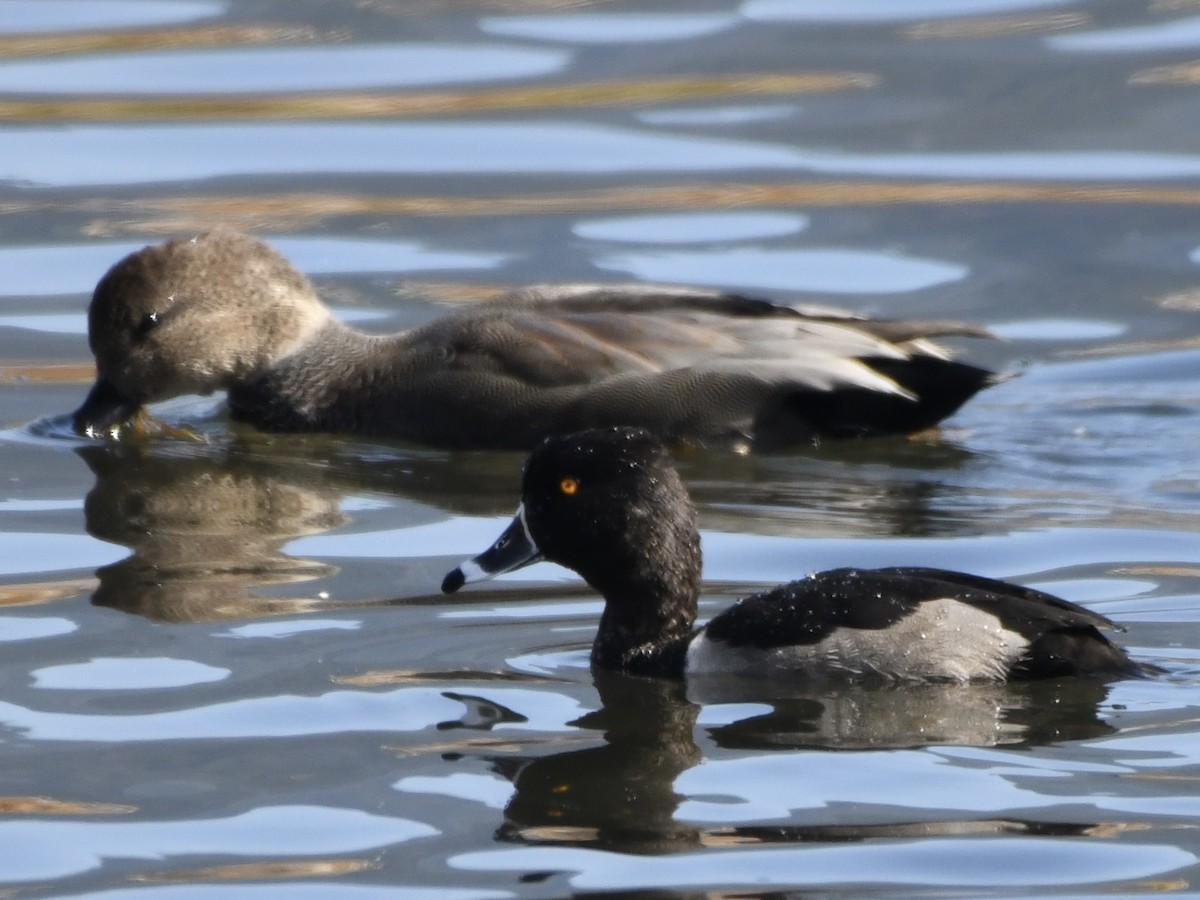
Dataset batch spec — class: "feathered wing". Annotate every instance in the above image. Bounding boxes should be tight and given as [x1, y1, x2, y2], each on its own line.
[399, 286, 995, 446]
[705, 568, 1122, 648]
[700, 568, 1143, 680]
[866, 567, 1121, 631]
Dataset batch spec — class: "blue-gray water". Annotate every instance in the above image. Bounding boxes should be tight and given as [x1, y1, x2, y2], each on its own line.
[3, 1, 1200, 896]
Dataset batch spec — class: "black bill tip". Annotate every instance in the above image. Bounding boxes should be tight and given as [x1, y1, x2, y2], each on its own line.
[439, 506, 542, 595]
[442, 567, 466, 594]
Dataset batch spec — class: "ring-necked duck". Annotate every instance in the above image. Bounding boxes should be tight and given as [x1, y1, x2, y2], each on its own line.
[74, 231, 996, 450]
[443, 427, 1147, 682]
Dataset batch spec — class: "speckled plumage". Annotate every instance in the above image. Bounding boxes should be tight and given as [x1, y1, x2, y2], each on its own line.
[444, 427, 1149, 683]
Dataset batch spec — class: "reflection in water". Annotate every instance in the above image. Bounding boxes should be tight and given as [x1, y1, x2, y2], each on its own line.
[593, 246, 967, 294]
[489, 667, 1116, 856]
[572, 211, 809, 244]
[0, 122, 805, 188]
[75, 434, 537, 622]
[80, 444, 345, 622]
[1047, 15, 1200, 54]
[681, 437, 982, 539]
[0, 0, 222, 35]
[0, 72, 859, 126]
[477, 13, 739, 44]
[19, 122, 1200, 188]
[0, 235, 505, 298]
[0, 805, 434, 885]
[903, 12, 1088, 40]
[692, 677, 1117, 749]
[495, 671, 701, 854]
[73, 422, 995, 624]
[0, 44, 570, 95]
[40, 180, 1200, 241]
[741, 0, 1076, 22]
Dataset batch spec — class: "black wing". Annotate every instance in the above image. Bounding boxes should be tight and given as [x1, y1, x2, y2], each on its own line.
[703, 567, 1144, 679]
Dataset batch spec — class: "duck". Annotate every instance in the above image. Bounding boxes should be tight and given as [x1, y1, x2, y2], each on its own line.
[442, 426, 1148, 682]
[73, 230, 997, 450]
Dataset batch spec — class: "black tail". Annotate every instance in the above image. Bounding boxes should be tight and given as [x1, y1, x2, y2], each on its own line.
[787, 356, 997, 439]
[1013, 626, 1160, 679]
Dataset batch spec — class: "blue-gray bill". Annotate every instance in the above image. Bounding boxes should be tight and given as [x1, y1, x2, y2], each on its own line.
[442, 504, 542, 594]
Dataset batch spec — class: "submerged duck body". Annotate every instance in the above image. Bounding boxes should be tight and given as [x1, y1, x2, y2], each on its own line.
[75, 231, 995, 450]
[443, 427, 1146, 682]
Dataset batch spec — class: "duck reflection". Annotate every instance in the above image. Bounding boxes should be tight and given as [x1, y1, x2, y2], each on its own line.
[76, 423, 987, 625]
[489, 668, 1118, 855]
[665, 431, 984, 539]
[80, 443, 348, 622]
[493, 670, 703, 853]
[692, 676, 1116, 750]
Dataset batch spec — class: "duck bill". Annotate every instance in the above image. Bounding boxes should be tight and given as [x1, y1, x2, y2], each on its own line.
[442, 504, 543, 594]
[73, 377, 141, 437]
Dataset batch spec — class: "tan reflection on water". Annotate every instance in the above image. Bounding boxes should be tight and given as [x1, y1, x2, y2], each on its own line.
[0, 25, 321, 60]
[50, 181, 1200, 237]
[0, 796, 135, 815]
[0, 364, 96, 385]
[903, 12, 1090, 39]
[1119, 564, 1200, 578]
[1064, 334, 1200, 360]
[1151, 0, 1200, 11]
[358, 0, 692, 15]
[134, 858, 379, 883]
[333, 668, 535, 686]
[0, 578, 96, 607]
[1158, 289, 1200, 312]
[0, 72, 872, 122]
[1131, 61, 1200, 86]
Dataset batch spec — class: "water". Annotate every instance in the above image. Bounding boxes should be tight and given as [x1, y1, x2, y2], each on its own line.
[3, 0, 1200, 896]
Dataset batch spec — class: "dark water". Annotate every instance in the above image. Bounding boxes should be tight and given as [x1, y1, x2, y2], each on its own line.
[3, 1, 1200, 896]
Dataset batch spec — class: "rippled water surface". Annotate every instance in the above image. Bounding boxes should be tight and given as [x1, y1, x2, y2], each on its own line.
[3, 1, 1200, 897]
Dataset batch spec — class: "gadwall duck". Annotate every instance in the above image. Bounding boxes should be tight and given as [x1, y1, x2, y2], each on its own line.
[74, 231, 997, 450]
[444, 427, 1149, 681]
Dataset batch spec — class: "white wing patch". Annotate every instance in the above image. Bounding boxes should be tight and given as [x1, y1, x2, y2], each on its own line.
[686, 597, 1031, 683]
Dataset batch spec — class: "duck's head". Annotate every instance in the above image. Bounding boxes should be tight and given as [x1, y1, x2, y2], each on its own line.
[73, 231, 332, 437]
[443, 426, 702, 607]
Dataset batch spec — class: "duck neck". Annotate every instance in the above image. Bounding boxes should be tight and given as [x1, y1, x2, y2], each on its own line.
[589, 545, 701, 678]
[227, 321, 409, 434]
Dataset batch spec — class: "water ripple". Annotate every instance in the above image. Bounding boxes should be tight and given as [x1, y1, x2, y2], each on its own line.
[573, 211, 808, 244]
[478, 13, 739, 44]
[65, 886, 507, 900]
[593, 247, 968, 293]
[1, 805, 435, 883]
[0, 236, 507, 297]
[31, 657, 230, 690]
[452, 839, 1194, 889]
[0, 44, 570, 94]
[1048, 15, 1200, 53]
[6, 124, 1196, 188]
[0, 686, 586, 742]
[741, 0, 1075, 22]
[0, 0, 222, 34]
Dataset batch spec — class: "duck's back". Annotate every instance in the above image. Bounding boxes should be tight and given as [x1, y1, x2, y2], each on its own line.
[686, 567, 1142, 682]
[364, 287, 995, 449]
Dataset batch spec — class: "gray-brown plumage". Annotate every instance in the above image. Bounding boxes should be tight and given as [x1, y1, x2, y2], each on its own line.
[74, 230, 997, 450]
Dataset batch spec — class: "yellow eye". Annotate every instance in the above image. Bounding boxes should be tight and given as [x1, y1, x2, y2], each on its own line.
[559, 477, 579, 496]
